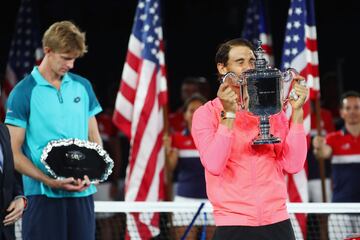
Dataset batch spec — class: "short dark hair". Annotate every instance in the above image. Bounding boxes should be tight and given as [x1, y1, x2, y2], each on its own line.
[339, 91, 360, 108]
[215, 38, 254, 66]
[183, 93, 207, 112]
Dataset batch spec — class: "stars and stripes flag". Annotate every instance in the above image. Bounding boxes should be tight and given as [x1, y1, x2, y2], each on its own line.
[281, 0, 320, 238]
[112, 0, 167, 238]
[242, 0, 274, 65]
[1, 0, 43, 120]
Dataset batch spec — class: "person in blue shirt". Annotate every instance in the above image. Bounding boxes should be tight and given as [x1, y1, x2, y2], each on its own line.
[5, 21, 102, 240]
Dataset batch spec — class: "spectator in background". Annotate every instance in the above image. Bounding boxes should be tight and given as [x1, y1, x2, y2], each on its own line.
[313, 90, 360, 240]
[169, 76, 211, 133]
[165, 93, 215, 240]
[5, 20, 102, 240]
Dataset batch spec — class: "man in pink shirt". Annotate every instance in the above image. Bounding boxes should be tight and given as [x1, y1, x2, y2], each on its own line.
[191, 38, 308, 240]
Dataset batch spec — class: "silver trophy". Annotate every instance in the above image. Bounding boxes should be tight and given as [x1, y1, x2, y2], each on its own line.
[221, 41, 305, 145]
[40, 138, 114, 183]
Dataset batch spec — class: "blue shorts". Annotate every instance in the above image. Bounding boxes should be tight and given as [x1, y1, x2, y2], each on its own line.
[22, 195, 95, 240]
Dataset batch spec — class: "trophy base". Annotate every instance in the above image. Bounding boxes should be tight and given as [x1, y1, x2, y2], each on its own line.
[252, 135, 281, 145]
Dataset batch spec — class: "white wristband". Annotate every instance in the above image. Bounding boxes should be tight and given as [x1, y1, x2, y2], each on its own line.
[221, 111, 236, 120]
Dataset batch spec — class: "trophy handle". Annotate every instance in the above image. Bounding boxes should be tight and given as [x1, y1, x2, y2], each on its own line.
[281, 68, 306, 103]
[221, 72, 247, 110]
[282, 68, 298, 83]
[238, 74, 247, 110]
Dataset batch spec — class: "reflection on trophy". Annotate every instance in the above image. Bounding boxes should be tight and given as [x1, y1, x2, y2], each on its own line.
[40, 138, 114, 183]
[221, 40, 305, 145]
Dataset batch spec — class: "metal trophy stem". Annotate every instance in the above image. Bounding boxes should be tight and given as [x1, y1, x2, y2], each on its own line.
[253, 115, 281, 145]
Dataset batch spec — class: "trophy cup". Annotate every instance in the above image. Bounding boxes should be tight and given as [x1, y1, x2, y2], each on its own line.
[221, 41, 305, 145]
[40, 138, 114, 183]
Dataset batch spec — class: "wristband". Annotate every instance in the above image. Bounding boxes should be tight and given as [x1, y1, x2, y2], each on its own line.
[221, 111, 236, 120]
[14, 195, 28, 210]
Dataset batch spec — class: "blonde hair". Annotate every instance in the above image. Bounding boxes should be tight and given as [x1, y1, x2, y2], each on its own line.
[42, 20, 87, 57]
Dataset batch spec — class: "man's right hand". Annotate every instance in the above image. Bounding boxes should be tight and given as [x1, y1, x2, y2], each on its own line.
[217, 82, 238, 113]
[312, 136, 332, 159]
[46, 175, 91, 192]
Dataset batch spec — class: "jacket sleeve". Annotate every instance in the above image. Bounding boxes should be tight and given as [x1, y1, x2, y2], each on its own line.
[2, 124, 24, 197]
[279, 123, 307, 173]
[191, 105, 234, 176]
[12, 171, 24, 197]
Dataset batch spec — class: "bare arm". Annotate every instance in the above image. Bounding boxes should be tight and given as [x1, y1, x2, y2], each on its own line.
[163, 134, 179, 172]
[88, 116, 103, 146]
[289, 75, 308, 124]
[7, 125, 90, 192]
[313, 136, 333, 159]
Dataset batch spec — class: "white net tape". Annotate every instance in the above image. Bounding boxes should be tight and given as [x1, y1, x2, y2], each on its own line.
[14, 202, 360, 240]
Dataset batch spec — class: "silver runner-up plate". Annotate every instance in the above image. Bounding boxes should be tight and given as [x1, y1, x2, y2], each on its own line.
[40, 138, 114, 183]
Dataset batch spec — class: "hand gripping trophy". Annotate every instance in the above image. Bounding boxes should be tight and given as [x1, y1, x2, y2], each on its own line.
[221, 40, 306, 144]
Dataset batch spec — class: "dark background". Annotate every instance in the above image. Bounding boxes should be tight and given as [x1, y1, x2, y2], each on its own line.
[1, 0, 359, 115]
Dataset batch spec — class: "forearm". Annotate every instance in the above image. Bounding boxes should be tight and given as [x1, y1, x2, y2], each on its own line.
[13, 152, 53, 186]
[88, 116, 103, 146]
[281, 123, 307, 173]
[291, 108, 304, 124]
[89, 132, 102, 146]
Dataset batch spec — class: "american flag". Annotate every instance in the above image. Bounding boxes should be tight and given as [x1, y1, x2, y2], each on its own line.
[1, 0, 43, 120]
[242, 0, 274, 65]
[112, 0, 167, 238]
[281, 0, 320, 238]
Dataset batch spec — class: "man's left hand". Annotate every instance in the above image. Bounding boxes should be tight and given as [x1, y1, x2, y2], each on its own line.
[289, 75, 308, 110]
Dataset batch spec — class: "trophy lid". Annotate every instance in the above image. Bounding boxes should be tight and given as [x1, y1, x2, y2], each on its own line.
[254, 40, 267, 70]
[242, 40, 281, 79]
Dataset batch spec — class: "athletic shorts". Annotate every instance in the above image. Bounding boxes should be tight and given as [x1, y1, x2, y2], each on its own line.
[212, 219, 295, 240]
[22, 195, 95, 240]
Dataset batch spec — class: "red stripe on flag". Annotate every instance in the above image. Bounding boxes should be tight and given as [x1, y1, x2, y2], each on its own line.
[300, 63, 320, 100]
[261, 44, 273, 55]
[112, 110, 132, 139]
[288, 176, 307, 237]
[306, 38, 318, 52]
[158, 91, 167, 107]
[300, 63, 319, 79]
[126, 50, 141, 72]
[158, 166, 165, 199]
[120, 81, 136, 104]
[136, 130, 164, 201]
[160, 65, 166, 78]
[303, 101, 311, 119]
[125, 213, 153, 240]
